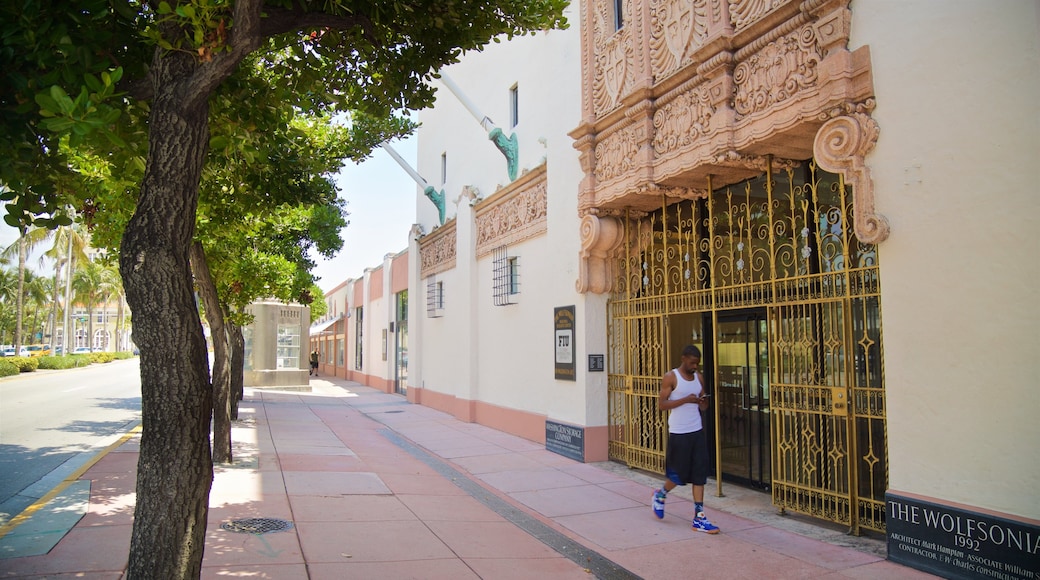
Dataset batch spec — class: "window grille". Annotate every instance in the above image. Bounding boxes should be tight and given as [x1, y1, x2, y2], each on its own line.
[493, 246, 519, 306]
[426, 277, 444, 317]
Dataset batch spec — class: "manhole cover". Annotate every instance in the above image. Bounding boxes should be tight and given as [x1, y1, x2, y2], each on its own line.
[221, 517, 294, 534]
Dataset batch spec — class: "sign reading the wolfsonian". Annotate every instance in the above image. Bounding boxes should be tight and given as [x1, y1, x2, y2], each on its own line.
[545, 420, 584, 462]
[886, 492, 1040, 580]
[554, 306, 575, 381]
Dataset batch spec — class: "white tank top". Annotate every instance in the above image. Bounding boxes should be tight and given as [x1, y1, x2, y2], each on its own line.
[668, 368, 704, 434]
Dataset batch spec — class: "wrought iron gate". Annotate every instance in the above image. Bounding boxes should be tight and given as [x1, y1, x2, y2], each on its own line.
[607, 160, 888, 533]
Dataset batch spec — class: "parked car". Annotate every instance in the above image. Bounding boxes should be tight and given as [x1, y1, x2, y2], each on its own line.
[72, 346, 93, 355]
[2, 346, 29, 357]
[26, 344, 51, 357]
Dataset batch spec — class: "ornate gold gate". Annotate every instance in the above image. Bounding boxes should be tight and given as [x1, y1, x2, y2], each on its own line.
[607, 160, 888, 533]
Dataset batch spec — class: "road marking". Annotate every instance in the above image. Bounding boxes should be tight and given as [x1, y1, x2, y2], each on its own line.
[0, 423, 142, 542]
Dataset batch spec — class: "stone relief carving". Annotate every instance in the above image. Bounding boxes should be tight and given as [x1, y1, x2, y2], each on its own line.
[653, 85, 716, 155]
[576, 215, 626, 294]
[594, 126, 641, 182]
[730, 0, 784, 30]
[475, 174, 548, 258]
[419, 223, 457, 278]
[649, 0, 710, 79]
[592, 0, 638, 116]
[813, 103, 889, 244]
[733, 24, 821, 118]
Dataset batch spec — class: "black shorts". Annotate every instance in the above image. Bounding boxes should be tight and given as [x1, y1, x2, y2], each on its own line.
[665, 430, 709, 486]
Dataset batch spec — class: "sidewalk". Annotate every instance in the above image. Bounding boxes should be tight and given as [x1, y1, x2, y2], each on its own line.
[0, 376, 937, 579]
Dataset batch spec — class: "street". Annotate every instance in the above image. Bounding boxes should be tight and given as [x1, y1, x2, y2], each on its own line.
[0, 358, 142, 525]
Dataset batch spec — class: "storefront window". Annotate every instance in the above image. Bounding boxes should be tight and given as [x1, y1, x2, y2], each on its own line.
[276, 324, 300, 369]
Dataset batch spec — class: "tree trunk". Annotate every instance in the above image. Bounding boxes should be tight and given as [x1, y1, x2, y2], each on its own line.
[15, 235, 25, 351]
[190, 242, 233, 464]
[228, 321, 245, 419]
[50, 261, 60, 349]
[119, 49, 214, 579]
[64, 240, 74, 354]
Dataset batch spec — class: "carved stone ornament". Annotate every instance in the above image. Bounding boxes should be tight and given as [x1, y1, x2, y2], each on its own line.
[653, 85, 716, 155]
[594, 126, 640, 182]
[730, 0, 786, 31]
[649, 0, 710, 79]
[419, 221, 457, 278]
[733, 23, 821, 118]
[813, 112, 890, 244]
[591, 0, 639, 116]
[576, 215, 626, 294]
[475, 166, 548, 258]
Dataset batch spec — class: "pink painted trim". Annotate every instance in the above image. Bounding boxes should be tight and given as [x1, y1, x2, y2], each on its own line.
[406, 388, 610, 462]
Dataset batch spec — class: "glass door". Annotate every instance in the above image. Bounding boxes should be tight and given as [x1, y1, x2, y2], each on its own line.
[716, 311, 771, 489]
[394, 291, 408, 395]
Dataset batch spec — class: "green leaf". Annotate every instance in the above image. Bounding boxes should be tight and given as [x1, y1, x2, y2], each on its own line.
[34, 92, 60, 115]
[158, 1, 173, 15]
[50, 85, 75, 115]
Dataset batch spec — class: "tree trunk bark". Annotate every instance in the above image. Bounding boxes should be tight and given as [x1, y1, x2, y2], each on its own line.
[119, 50, 214, 579]
[228, 321, 245, 420]
[189, 242, 232, 464]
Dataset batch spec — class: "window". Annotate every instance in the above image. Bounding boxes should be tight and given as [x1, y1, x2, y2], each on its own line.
[493, 246, 520, 306]
[276, 324, 300, 369]
[427, 277, 444, 317]
[509, 84, 519, 128]
[355, 307, 363, 370]
[614, 0, 624, 30]
[440, 152, 447, 185]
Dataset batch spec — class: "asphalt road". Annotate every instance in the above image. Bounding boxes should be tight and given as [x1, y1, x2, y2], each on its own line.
[0, 358, 142, 525]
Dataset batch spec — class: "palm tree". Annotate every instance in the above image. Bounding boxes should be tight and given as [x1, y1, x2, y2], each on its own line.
[1, 223, 89, 352]
[23, 271, 49, 344]
[72, 259, 120, 351]
[0, 267, 16, 344]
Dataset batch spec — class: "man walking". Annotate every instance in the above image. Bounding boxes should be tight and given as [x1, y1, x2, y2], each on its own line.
[651, 344, 720, 534]
[309, 349, 319, 376]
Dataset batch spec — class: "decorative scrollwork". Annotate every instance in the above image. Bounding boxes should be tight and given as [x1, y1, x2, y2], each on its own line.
[653, 85, 716, 154]
[576, 215, 625, 293]
[594, 127, 640, 182]
[813, 112, 890, 244]
[733, 24, 821, 118]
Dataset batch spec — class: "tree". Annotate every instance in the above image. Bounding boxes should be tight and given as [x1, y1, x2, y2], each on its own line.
[4, 2, 568, 577]
[71, 259, 115, 349]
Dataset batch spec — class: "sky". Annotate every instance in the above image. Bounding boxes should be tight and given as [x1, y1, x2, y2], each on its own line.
[0, 134, 419, 294]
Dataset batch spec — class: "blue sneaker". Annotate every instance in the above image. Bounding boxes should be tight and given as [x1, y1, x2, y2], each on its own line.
[652, 489, 666, 519]
[692, 512, 720, 534]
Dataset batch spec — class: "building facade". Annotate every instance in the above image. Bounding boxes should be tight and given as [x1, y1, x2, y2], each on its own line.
[321, 2, 1039, 577]
[311, 250, 410, 394]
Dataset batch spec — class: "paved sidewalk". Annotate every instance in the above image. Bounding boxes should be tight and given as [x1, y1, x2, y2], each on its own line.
[0, 377, 937, 579]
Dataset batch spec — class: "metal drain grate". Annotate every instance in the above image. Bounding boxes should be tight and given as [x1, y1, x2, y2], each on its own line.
[220, 517, 294, 534]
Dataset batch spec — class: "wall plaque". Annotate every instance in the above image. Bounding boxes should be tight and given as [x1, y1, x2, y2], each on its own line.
[886, 492, 1040, 580]
[554, 306, 576, 381]
[545, 420, 584, 462]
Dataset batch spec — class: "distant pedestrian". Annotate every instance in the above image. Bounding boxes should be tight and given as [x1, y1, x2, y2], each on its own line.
[651, 344, 720, 534]
[309, 349, 319, 376]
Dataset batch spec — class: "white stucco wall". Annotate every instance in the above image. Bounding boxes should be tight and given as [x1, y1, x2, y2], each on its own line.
[854, 0, 1040, 518]
[414, 4, 607, 427]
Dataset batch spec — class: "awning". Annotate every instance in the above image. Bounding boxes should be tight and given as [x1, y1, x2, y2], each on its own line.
[309, 317, 342, 335]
